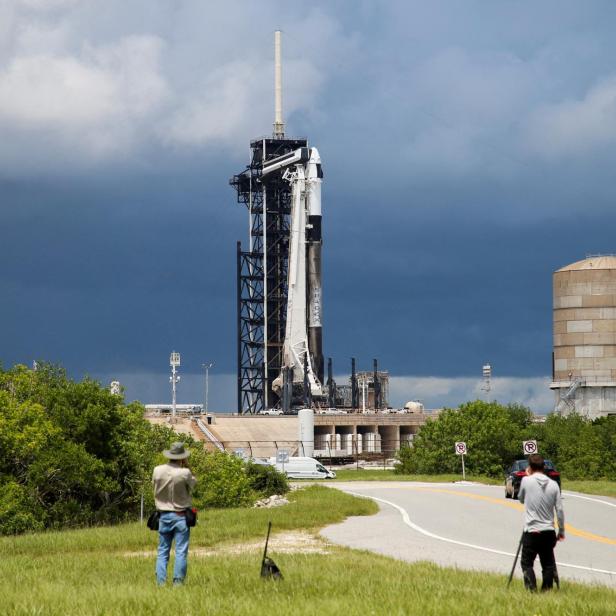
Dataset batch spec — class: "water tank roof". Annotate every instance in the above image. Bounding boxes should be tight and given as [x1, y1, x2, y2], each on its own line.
[557, 256, 616, 272]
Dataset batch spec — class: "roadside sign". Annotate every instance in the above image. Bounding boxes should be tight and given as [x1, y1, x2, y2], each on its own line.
[455, 442, 467, 455]
[276, 449, 289, 464]
[523, 440, 538, 455]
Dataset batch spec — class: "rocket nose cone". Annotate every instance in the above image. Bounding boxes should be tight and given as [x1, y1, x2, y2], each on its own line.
[309, 147, 321, 164]
[307, 147, 323, 180]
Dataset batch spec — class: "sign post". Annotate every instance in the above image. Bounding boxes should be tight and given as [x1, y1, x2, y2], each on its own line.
[523, 440, 538, 456]
[277, 449, 289, 474]
[455, 441, 467, 480]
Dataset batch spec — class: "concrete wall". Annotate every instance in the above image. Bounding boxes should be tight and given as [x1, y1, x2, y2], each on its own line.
[552, 385, 616, 418]
[553, 262, 616, 418]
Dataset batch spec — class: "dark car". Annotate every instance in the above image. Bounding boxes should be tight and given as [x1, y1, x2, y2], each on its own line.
[504, 459, 561, 499]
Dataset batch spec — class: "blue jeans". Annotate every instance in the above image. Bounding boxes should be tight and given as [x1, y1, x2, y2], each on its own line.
[156, 512, 190, 585]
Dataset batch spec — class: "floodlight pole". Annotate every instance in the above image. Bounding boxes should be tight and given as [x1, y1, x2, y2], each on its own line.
[170, 351, 181, 422]
[172, 363, 177, 420]
[202, 362, 214, 413]
[482, 363, 492, 402]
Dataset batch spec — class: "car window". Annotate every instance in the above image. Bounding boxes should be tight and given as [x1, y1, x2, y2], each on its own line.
[316, 464, 327, 473]
[512, 459, 556, 471]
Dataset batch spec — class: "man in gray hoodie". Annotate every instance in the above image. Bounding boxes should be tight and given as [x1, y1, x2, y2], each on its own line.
[518, 453, 565, 591]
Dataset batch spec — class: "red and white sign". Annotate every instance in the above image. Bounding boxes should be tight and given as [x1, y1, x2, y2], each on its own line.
[455, 442, 467, 455]
[523, 440, 538, 455]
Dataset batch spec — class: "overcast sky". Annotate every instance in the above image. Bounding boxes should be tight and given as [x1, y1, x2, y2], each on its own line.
[3, 1, 616, 411]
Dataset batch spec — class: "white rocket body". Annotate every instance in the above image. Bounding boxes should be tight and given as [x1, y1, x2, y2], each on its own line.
[266, 32, 324, 403]
[305, 148, 323, 384]
[270, 147, 324, 397]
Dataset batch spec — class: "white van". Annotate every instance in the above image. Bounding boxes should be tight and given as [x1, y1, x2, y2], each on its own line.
[267, 456, 336, 479]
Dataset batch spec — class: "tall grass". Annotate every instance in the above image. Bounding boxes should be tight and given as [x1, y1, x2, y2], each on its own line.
[4, 549, 615, 616]
[0, 486, 376, 557]
[1, 486, 614, 615]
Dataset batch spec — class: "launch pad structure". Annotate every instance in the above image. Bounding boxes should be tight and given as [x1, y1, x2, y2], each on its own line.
[231, 136, 309, 414]
[231, 32, 324, 414]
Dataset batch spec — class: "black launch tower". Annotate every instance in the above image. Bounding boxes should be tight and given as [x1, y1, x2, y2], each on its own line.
[231, 136, 308, 414]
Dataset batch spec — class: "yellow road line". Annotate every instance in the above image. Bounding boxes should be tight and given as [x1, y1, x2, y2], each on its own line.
[393, 486, 616, 546]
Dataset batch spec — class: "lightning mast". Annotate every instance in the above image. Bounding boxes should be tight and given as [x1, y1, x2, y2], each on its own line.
[273, 30, 284, 139]
[231, 31, 314, 413]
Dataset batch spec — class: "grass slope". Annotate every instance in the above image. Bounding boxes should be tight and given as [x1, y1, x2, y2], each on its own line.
[2, 486, 614, 615]
[563, 480, 616, 499]
[331, 469, 501, 484]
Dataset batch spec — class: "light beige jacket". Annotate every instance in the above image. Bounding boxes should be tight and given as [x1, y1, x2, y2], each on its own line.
[152, 462, 197, 511]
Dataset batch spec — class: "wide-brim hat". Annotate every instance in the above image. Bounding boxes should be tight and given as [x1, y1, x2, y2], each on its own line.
[163, 442, 191, 460]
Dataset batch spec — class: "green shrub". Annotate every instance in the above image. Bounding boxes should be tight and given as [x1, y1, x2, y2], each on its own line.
[0, 363, 178, 535]
[0, 481, 44, 535]
[395, 443, 416, 473]
[245, 461, 288, 497]
[394, 401, 616, 480]
[395, 400, 532, 477]
[190, 451, 254, 509]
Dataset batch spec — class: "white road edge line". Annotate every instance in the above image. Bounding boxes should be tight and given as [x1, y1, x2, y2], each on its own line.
[562, 492, 616, 508]
[345, 489, 616, 578]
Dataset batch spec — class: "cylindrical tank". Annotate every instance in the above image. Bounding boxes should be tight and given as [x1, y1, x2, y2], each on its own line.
[404, 400, 425, 412]
[298, 408, 314, 457]
[552, 255, 616, 418]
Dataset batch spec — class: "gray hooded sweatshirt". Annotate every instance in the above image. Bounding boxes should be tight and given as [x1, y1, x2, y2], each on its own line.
[518, 472, 564, 536]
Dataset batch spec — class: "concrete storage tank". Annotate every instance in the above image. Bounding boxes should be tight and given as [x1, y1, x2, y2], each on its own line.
[551, 255, 616, 419]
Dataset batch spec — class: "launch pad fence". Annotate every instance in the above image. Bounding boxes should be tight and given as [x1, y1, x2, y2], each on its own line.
[202, 439, 413, 463]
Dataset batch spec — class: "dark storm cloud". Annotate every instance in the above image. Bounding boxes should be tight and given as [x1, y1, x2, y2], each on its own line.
[3, 1, 616, 409]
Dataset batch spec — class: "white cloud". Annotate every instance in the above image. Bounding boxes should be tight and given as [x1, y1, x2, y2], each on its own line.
[2, 0, 616, 190]
[389, 376, 554, 413]
[0, 54, 116, 125]
[525, 76, 616, 158]
[164, 58, 322, 146]
[0, 35, 168, 126]
[0, 3, 350, 174]
[18, 0, 81, 9]
[92, 371, 555, 415]
[0, 34, 169, 164]
[92, 371, 237, 412]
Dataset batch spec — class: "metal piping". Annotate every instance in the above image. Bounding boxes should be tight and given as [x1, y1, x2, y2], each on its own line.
[351, 357, 358, 411]
[373, 358, 380, 410]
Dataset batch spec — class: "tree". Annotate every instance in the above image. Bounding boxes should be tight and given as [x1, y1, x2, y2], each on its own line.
[395, 400, 534, 476]
[0, 362, 288, 535]
[541, 413, 609, 479]
[395, 399, 615, 480]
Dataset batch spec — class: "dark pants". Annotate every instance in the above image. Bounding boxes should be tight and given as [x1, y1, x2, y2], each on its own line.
[520, 530, 558, 591]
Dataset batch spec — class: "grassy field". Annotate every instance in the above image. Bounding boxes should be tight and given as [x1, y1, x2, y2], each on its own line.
[563, 479, 616, 499]
[2, 485, 615, 615]
[331, 469, 502, 484]
[330, 469, 616, 498]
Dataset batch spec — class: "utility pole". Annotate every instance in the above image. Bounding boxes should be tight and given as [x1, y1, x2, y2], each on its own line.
[170, 351, 181, 422]
[202, 362, 214, 413]
[481, 363, 492, 402]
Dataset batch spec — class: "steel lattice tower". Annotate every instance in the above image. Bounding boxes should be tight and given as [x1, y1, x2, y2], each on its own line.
[231, 136, 308, 413]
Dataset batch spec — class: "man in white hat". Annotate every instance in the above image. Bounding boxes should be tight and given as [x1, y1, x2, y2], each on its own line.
[152, 442, 197, 585]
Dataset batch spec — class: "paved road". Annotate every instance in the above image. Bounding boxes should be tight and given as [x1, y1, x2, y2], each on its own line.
[321, 481, 616, 587]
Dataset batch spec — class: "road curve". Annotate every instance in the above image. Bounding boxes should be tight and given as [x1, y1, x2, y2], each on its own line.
[321, 481, 616, 587]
